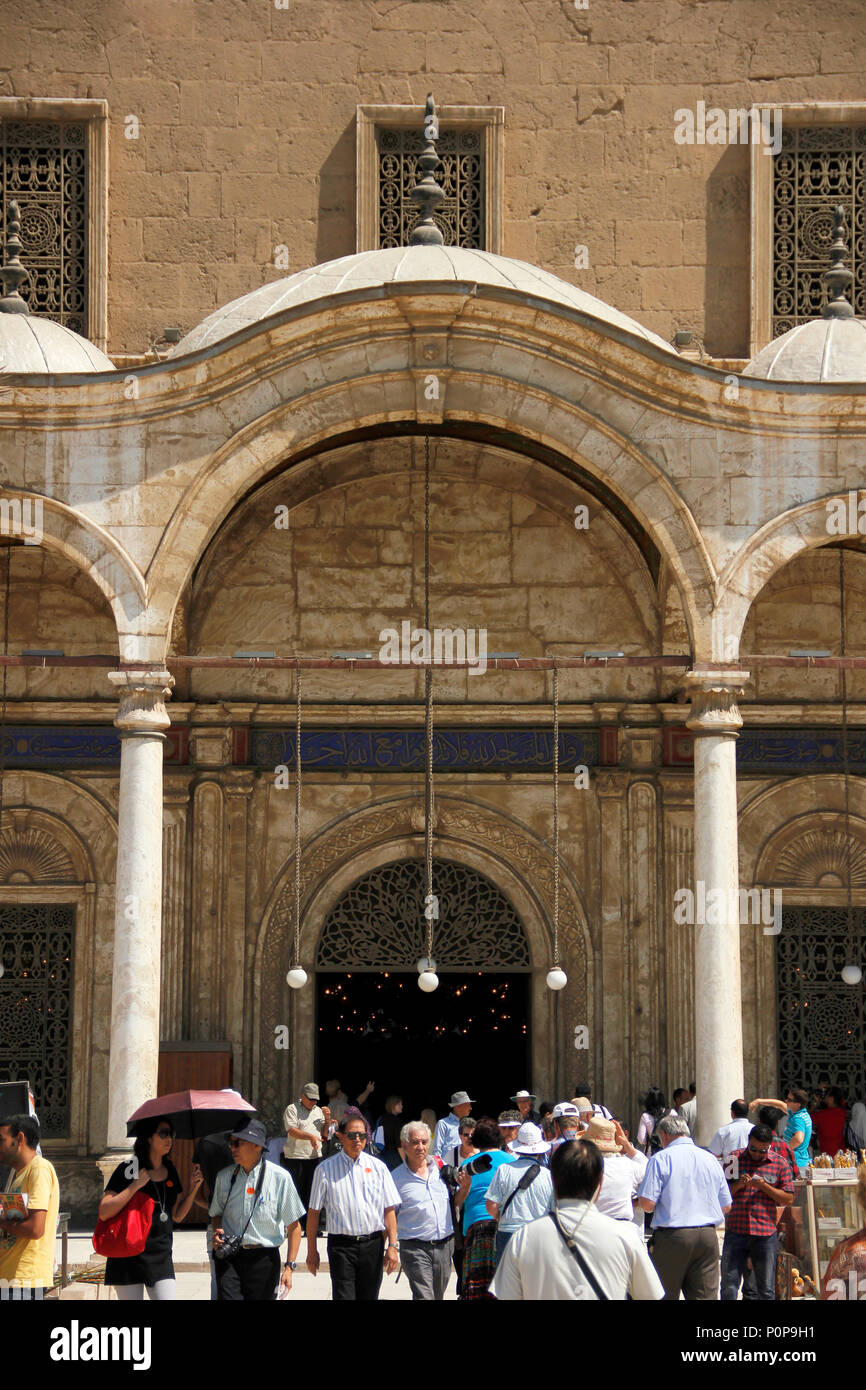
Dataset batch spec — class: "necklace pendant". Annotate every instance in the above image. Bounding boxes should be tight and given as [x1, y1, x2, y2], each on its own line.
[159, 1211, 169, 1223]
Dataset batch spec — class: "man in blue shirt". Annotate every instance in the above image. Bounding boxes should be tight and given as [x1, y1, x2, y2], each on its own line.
[392, 1121, 454, 1300]
[486, 1123, 554, 1264]
[210, 1118, 305, 1301]
[637, 1114, 732, 1300]
[433, 1091, 475, 1159]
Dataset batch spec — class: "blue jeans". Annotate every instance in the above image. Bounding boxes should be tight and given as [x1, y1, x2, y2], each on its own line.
[720, 1230, 778, 1301]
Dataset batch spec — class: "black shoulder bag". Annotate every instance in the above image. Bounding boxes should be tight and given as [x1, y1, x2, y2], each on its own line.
[214, 1159, 267, 1261]
[499, 1162, 541, 1219]
[547, 1211, 608, 1300]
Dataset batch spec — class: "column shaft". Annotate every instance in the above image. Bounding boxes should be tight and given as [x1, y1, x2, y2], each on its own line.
[686, 674, 747, 1147]
[105, 670, 173, 1151]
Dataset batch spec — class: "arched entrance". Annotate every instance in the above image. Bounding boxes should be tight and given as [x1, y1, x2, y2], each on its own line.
[315, 859, 531, 1118]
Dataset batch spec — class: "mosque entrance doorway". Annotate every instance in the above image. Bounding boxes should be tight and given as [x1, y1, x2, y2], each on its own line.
[315, 859, 533, 1121]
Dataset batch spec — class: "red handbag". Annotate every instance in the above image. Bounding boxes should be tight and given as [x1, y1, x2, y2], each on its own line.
[93, 1190, 155, 1258]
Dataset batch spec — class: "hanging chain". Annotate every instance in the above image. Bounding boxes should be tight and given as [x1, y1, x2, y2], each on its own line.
[839, 549, 854, 954]
[552, 662, 560, 969]
[293, 662, 302, 968]
[0, 547, 10, 841]
[423, 436, 435, 961]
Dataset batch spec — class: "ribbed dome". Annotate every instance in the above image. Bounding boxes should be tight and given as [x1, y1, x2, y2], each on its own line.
[0, 314, 114, 374]
[745, 316, 866, 383]
[169, 246, 677, 358]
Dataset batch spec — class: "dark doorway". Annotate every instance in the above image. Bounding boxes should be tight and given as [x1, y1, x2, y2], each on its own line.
[316, 971, 531, 1122]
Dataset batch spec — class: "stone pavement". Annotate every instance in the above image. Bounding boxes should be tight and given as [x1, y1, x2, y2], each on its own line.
[55, 1229, 457, 1301]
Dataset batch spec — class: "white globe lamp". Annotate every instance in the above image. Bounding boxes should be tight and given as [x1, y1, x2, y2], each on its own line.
[841, 963, 862, 986]
[286, 966, 308, 989]
[417, 957, 439, 992]
[546, 967, 568, 991]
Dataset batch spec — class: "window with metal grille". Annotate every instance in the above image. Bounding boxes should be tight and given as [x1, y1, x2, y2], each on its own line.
[377, 127, 484, 250]
[0, 121, 88, 335]
[772, 126, 866, 338]
[0, 904, 75, 1138]
[776, 905, 865, 1103]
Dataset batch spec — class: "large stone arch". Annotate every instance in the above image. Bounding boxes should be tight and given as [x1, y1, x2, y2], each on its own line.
[144, 298, 717, 657]
[0, 489, 145, 657]
[0, 772, 118, 1160]
[252, 793, 592, 1129]
[718, 493, 863, 653]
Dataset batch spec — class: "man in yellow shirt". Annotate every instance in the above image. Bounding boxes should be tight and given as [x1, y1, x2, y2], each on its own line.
[0, 1114, 60, 1300]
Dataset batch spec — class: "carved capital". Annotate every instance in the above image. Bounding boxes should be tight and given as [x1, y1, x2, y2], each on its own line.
[108, 669, 173, 734]
[684, 671, 747, 737]
[595, 771, 629, 799]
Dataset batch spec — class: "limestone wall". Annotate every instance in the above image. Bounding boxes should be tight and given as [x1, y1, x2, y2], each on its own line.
[4, 0, 862, 358]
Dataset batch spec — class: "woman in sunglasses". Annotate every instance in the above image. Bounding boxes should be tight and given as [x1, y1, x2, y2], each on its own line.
[98, 1115, 202, 1300]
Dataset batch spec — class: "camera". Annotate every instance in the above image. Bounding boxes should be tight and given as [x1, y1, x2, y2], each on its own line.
[213, 1233, 242, 1261]
[439, 1151, 493, 1189]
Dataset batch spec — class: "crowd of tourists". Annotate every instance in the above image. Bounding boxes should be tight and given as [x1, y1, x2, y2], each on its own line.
[1, 1075, 864, 1301]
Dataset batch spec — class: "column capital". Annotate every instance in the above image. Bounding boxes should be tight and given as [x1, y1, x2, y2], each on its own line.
[684, 670, 748, 736]
[108, 669, 174, 734]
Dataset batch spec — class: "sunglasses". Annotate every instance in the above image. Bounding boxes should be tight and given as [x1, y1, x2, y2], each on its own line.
[155, 1128, 173, 1139]
[345, 1132, 367, 1141]
[228, 1137, 246, 1147]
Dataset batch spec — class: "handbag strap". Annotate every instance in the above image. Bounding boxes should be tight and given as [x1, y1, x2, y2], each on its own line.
[547, 1212, 609, 1300]
[499, 1162, 540, 1219]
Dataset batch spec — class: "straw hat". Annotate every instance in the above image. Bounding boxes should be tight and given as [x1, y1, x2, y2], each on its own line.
[582, 1115, 621, 1153]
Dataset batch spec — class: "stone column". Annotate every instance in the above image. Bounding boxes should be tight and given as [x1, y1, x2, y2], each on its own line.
[105, 668, 174, 1152]
[685, 672, 747, 1147]
[595, 772, 630, 1119]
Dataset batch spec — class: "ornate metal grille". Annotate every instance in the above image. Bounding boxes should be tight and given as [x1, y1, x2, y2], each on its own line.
[377, 128, 484, 249]
[317, 858, 530, 970]
[772, 126, 866, 337]
[0, 904, 75, 1137]
[1, 122, 88, 334]
[776, 906, 865, 1103]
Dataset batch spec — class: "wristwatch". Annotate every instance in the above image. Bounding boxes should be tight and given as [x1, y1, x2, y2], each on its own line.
[284, 1260, 297, 1270]
[388, 1242, 399, 1250]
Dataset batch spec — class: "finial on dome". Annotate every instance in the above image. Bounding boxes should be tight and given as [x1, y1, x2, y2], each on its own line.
[0, 199, 29, 315]
[822, 205, 855, 320]
[408, 94, 445, 246]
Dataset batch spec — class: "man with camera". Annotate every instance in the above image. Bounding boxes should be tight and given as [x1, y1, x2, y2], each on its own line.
[209, 1118, 305, 1301]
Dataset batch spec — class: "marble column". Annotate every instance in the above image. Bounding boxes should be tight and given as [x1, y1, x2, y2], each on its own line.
[105, 668, 174, 1151]
[685, 672, 747, 1147]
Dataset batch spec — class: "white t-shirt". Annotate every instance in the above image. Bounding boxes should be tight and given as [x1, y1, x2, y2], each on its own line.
[595, 1151, 647, 1222]
[489, 1198, 664, 1302]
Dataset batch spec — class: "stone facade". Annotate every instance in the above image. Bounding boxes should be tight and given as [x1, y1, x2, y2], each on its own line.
[1, 1, 865, 1211]
[2, 1, 864, 360]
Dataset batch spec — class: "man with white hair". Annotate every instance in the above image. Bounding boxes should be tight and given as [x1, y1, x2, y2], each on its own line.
[390, 1120, 454, 1300]
[637, 1113, 732, 1301]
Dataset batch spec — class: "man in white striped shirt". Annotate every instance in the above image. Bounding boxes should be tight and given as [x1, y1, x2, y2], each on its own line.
[306, 1112, 402, 1300]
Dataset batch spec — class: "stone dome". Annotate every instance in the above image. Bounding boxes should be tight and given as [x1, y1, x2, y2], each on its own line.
[169, 245, 678, 358]
[0, 313, 114, 374]
[745, 315, 866, 383]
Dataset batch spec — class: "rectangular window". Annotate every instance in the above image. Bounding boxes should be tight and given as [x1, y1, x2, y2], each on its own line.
[750, 103, 866, 355]
[357, 104, 504, 254]
[0, 99, 108, 351]
[0, 903, 75, 1139]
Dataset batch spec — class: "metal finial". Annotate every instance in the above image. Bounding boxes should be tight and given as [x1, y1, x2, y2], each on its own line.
[408, 94, 445, 246]
[0, 200, 29, 315]
[822, 205, 855, 320]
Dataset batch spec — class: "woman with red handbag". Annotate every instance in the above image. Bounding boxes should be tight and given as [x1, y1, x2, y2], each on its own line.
[96, 1116, 201, 1300]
